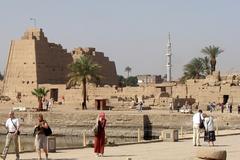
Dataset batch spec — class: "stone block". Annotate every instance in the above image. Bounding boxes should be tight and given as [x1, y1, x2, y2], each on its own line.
[196, 148, 227, 160]
[162, 129, 178, 142]
[47, 136, 56, 152]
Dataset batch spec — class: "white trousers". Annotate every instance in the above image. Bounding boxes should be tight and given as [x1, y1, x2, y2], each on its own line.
[193, 124, 200, 146]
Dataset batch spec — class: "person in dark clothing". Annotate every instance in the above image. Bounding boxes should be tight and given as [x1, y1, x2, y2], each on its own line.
[221, 103, 224, 113]
[229, 103, 232, 113]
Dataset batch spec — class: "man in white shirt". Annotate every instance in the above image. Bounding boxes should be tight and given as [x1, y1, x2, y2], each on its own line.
[1, 111, 20, 160]
[192, 109, 203, 146]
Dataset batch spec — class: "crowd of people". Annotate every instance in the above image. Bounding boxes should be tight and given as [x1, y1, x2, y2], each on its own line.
[41, 98, 54, 111]
[0, 111, 107, 160]
[207, 101, 240, 113]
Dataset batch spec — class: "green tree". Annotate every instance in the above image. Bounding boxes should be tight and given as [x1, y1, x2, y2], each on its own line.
[201, 45, 223, 74]
[67, 56, 101, 110]
[125, 66, 132, 78]
[31, 87, 49, 111]
[181, 57, 207, 82]
[125, 76, 138, 86]
[117, 75, 126, 87]
[201, 56, 211, 75]
[0, 72, 3, 80]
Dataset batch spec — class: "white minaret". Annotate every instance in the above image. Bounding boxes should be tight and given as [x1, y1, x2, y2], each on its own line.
[166, 32, 172, 81]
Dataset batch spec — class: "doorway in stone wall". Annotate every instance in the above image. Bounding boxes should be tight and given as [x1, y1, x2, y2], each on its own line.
[50, 88, 58, 102]
[223, 95, 229, 105]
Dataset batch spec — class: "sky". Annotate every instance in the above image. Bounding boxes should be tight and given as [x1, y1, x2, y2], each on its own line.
[0, 0, 240, 79]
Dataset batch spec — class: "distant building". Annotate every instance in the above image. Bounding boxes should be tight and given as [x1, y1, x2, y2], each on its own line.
[137, 75, 163, 86]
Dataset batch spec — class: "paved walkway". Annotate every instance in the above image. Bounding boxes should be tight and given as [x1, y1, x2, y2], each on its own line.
[6, 134, 240, 160]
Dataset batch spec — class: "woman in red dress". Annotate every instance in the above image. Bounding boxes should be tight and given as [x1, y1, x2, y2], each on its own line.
[94, 112, 107, 157]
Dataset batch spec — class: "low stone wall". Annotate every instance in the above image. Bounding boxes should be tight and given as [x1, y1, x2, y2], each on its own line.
[0, 112, 144, 138]
[0, 112, 240, 138]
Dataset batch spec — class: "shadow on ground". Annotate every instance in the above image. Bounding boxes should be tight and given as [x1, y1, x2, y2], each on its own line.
[21, 159, 78, 160]
[103, 154, 135, 157]
[212, 144, 229, 147]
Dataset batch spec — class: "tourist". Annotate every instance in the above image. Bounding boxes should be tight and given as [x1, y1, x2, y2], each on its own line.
[34, 114, 49, 160]
[238, 104, 240, 114]
[1, 111, 20, 160]
[207, 102, 211, 111]
[229, 103, 232, 113]
[195, 102, 199, 110]
[212, 102, 216, 111]
[61, 95, 65, 104]
[139, 101, 143, 112]
[94, 112, 107, 157]
[220, 103, 224, 113]
[226, 102, 229, 112]
[204, 114, 216, 146]
[82, 101, 86, 110]
[169, 102, 173, 113]
[177, 102, 181, 112]
[42, 98, 49, 111]
[192, 109, 204, 146]
[48, 98, 54, 111]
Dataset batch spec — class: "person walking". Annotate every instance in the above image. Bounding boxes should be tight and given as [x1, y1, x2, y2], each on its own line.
[139, 101, 143, 112]
[34, 114, 49, 160]
[169, 102, 173, 113]
[204, 114, 216, 146]
[192, 109, 204, 146]
[220, 103, 224, 113]
[1, 111, 20, 160]
[94, 112, 107, 157]
[229, 103, 232, 113]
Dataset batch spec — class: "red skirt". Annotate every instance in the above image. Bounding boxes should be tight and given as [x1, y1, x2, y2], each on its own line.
[94, 132, 105, 154]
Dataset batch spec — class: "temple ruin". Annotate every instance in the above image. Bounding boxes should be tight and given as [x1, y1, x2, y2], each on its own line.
[1, 28, 118, 103]
[1, 28, 240, 110]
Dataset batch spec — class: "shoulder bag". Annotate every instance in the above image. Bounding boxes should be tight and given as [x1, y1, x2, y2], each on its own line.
[199, 115, 205, 129]
[92, 123, 99, 136]
[43, 120, 52, 136]
[10, 118, 20, 135]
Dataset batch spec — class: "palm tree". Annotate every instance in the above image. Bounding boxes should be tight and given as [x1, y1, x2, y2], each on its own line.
[32, 87, 49, 111]
[181, 57, 207, 82]
[201, 45, 223, 74]
[67, 56, 101, 110]
[200, 56, 211, 75]
[125, 66, 132, 78]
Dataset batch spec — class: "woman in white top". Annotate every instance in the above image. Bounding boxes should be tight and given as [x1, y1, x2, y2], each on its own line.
[204, 114, 216, 146]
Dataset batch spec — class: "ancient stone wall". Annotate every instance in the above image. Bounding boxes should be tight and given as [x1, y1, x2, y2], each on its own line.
[35, 41, 72, 84]
[72, 47, 118, 86]
[3, 39, 38, 98]
[37, 84, 159, 109]
[2, 28, 118, 102]
[171, 74, 240, 109]
[0, 112, 144, 138]
[0, 112, 239, 137]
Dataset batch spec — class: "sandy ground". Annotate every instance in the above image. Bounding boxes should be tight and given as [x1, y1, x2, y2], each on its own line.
[5, 134, 240, 160]
[1, 102, 240, 116]
[1, 103, 240, 160]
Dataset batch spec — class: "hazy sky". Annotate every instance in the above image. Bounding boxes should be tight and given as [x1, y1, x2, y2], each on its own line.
[0, 0, 240, 79]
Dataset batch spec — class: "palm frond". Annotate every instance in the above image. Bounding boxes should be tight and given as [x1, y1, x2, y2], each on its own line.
[67, 56, 101, 88]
